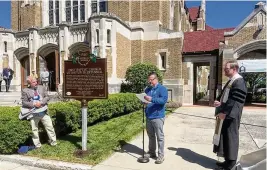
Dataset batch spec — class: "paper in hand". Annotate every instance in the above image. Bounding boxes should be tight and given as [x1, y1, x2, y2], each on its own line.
[136, 93, 151, 103]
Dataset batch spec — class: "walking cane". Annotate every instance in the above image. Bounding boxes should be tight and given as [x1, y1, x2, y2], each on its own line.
[137, 104, 149, 163]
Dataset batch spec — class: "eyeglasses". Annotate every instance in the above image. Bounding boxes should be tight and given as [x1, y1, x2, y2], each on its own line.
[148, 77, 156, 82]
[224, 67, 231, 70]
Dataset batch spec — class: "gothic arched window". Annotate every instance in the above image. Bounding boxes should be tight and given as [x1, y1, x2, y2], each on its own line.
[107, 29, 111, 44]
[4, 41, 7, 53]
[96, 29, 99, 44]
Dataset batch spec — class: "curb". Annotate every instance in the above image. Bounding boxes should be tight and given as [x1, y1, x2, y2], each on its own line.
[0, 155, 93, 170]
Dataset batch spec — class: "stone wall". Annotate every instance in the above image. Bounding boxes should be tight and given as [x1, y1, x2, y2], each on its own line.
[11, 1, 42, 31]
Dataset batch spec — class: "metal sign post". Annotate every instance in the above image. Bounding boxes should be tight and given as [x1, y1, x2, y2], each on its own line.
[63, 51, 108, 153]
[81, 99, 88, 151]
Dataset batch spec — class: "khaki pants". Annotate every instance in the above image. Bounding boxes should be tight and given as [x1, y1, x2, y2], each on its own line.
[30, 114, 57, 147]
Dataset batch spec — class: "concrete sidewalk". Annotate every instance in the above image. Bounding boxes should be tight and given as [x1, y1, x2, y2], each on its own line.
[0, 106, 265, 170]
[93, 106, 265, 170]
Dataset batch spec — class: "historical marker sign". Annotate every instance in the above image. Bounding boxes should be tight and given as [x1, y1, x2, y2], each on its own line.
[63, 51, 107, 100]
[63, 50, 107, 152]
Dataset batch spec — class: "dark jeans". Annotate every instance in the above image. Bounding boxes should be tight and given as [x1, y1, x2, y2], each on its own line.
[4, 79, 10, 92]
[0, 80, 2, 91]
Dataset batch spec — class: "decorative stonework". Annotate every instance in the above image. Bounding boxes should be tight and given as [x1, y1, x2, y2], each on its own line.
[30, 53, 35, 71]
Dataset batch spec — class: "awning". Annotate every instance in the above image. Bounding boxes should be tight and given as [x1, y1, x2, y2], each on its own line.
[237, 59, 266, 73]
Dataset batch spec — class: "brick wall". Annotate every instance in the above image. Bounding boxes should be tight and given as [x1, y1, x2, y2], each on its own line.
[143, 38, 183, 79]
[131, 40, 143, 65]
[182, 62, 189, 85]
[141, 1, 160, 22]
[108, 1, 131, 22]
[160, 1, 170, 29]
[116, 33, 131, 78]
[106, 48, 112, 77]
[11, 2, 42, 31]
[130, 1, 142, 22]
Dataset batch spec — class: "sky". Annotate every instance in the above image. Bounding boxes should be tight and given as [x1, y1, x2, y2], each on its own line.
[0, 1, 263, 29]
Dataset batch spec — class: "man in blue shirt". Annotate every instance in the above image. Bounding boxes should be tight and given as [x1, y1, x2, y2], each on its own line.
[144, 72, 168, 164]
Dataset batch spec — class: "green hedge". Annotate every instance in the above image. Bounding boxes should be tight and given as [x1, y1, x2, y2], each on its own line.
[0, 93, 142, 154]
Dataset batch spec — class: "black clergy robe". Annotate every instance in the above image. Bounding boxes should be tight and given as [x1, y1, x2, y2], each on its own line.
[213, 77, 247, 161]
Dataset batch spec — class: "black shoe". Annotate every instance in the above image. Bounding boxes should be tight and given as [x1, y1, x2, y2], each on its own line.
[216, 161, 225, 167]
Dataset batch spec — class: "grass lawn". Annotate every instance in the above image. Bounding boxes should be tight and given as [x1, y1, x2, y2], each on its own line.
[27, 109, 174, 165]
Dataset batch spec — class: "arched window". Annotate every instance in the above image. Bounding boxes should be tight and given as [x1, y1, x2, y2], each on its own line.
[107, 29, 111, 44]
[96, 29, 99, 44]
[4, 41, 7, 52]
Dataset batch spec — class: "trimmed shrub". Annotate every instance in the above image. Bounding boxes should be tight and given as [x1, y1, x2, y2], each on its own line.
[121, 63, 163, 93]
[0, 93, 142, 154]
[0, 107, 32, 154]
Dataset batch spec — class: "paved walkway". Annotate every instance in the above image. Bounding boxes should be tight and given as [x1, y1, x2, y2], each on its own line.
[92, 106, 266, 170]
[0, 106, 265, 170]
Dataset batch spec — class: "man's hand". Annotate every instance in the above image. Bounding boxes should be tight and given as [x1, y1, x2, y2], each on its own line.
[144, 95, 152, 102]
[214, 100, 221, 107]
[217, 113, 226, 120]
[34, 101, 42, 108]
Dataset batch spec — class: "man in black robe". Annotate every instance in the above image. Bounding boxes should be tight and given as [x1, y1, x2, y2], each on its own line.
[213, 60, 247, 170]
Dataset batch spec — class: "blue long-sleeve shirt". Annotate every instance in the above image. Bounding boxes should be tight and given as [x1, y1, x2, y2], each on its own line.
[145, 83, 168, 120]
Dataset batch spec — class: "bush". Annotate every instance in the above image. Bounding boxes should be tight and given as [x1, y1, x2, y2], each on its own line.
[0, 93, 142, 154]
[121, 63, 163, 93]
[196, 92, 205, 101]
[0, 107, 32, 154]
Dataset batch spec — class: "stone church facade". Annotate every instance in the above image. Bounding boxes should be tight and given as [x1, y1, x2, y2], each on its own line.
[0, 0, 266, 105]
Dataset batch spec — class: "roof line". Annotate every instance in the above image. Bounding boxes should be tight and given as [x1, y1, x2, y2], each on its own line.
[224, 5, 266, 36]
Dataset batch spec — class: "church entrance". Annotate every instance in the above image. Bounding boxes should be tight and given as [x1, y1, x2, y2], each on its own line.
[20, 55, 30, 89]
[38, 50, 60, 92]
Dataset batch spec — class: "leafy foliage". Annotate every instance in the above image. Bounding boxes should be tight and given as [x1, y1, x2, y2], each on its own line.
[0, 93, 142, 154]
[121, 63, 163, 93]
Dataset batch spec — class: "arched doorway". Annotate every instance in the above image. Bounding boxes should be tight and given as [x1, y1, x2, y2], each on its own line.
[37, 43, 59, 92]
[21, 55, 30, 89]
[14, 47, 30, 89]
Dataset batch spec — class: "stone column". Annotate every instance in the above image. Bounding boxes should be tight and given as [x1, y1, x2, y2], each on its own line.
[58, 22, 70, 90]
[85, 0, 91, 20]
[42, 0, 48, 27]
[28, 27, 39, 73]
[99, 18, 106, 58]
[60, 0, 66, 23]
[209, 58, 216, 106]
[111, 20, 117, 80]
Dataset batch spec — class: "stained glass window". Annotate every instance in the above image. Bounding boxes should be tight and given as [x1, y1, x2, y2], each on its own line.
[66, 0, 71, 22]
[73, 0, 78, 23]
[49, 0, 54, 25]
[92, 1, 97, 13]
[80, 0, 85, 22]
[55, 0, 59, 24]
[100, 0, 107, 12]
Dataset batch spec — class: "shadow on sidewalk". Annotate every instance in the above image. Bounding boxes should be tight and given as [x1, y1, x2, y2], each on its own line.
[113, 140, 144, 158]
[168, 147, 216, 169]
